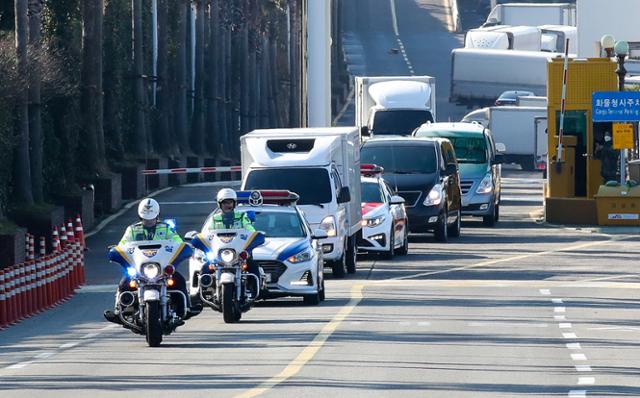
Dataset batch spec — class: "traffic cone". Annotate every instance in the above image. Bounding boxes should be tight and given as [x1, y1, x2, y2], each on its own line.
[35, 256, 45, 313]
[6, 266, 15, 325]
[52, 227, 61, 252]
[29, 234, 35, 260]
[44, 255, 53, 309]
[66, 220, 75, 244]
[74, 214, 86, 250]
[60, 224, 68, 249]
[0, 269, 7, 329]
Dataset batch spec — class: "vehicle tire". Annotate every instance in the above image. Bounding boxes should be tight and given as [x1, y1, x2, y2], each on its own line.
[303, 279, 321, 306]
[383, 226, 395, 259]
[319, 277, 325, 301]
[145, 301, 163, 347]
[397, 222, 409, 256]
[483, 203, 498, 227]
[435, 210, 449, 242]
[331, 255, 346, 279]
[222, 284, 236, 323]
[346, 237, 357, 274]
[448, 208, 461, 238]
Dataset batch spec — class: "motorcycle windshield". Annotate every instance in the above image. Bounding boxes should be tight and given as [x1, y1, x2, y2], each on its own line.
[108, 246, 133, 268]
[194, 229, 265, 258]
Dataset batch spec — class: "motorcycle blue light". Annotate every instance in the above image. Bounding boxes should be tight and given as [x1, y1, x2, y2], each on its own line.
[164, 218, 177, 231]
[126, 267, 137, 277]
[205, 251, 216, 262]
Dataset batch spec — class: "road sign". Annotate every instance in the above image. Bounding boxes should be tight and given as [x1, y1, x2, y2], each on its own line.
[612, 123, 634, 149]
[592, 91, 640, 122]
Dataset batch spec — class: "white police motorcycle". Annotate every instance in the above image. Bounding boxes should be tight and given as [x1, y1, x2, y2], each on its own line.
[108, 240, 192, 347]
[188, 228, 266, 323]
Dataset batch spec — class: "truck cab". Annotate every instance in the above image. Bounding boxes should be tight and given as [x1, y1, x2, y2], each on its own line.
[240, 127, 362, 278]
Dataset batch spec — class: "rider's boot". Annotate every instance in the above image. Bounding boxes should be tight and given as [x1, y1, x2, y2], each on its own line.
[103, 309, 123, 325]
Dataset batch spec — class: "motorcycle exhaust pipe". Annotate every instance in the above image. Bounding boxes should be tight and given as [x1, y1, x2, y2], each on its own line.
[119, 291, 135, 307]
[200, 274, 213, 288]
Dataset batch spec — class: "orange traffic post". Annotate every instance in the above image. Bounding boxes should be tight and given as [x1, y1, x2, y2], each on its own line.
[74, 214, 86, 250]
[0, 269, 7, 329]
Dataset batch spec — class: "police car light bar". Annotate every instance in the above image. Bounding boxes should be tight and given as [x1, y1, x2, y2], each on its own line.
[236, 190, 300, 206]
[360, 164, 384, 176]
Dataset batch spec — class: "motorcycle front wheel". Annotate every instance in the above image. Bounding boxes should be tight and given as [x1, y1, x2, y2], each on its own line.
[145, 300, 163, 347]
[222, 284, 236, 323]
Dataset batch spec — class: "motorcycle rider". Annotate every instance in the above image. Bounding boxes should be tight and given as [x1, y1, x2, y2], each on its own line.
[104, 198, 200, 325]
[202, 188, 261, 297]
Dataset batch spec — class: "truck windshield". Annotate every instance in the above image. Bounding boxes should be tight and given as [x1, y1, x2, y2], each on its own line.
[252, 211, 305, 238]
[361, 145, 437, 174]
[371, 110, 434, 136]
[244, 168, 332, 205]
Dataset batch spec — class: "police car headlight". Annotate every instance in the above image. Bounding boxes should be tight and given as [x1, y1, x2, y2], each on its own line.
[219, 249, 236, 264]
[362, 215, 386, 227]
[142, 263, 161, 279]
[476, 173, 493, 194]
[423, 184, 443, 206]
[288, 248, 313, 263]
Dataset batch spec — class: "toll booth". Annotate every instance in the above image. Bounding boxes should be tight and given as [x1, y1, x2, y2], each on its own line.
[546, 58, 617, 224]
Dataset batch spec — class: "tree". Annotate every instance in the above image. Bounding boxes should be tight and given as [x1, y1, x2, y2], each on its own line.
[132, 0, 147, 156]
[174, 0, 190, 154]
[190, 0, 205, 154]
[14, 0, 34, 204]
[28, 0, 44, 201]
[154, 0, 171, 154]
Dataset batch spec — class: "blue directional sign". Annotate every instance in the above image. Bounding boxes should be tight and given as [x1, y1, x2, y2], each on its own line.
[592, 91, 640, 122]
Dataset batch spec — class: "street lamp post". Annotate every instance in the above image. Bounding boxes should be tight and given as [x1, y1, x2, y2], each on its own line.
[615, 40, 629, 184]
[600, 34, 615, 58]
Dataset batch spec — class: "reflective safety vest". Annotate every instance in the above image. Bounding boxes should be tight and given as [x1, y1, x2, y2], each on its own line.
[203, 210, 255, 232]
[119, 221, 183, 246]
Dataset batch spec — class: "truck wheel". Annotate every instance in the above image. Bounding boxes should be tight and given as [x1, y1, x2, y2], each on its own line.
[331, 255, 346, 279]
[346, 237, 357, 274]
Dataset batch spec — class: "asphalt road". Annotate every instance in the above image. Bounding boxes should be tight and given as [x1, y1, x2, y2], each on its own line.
[2, 1, 639, 397]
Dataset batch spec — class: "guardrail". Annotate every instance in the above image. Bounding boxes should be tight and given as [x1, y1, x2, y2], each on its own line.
[0, 218, 86, 330]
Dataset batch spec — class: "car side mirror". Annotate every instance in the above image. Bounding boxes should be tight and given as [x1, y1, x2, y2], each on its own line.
[360, 126, 370, 137]
[312, 229, 328, 240]
[337, 186, 351, 203]
[495, 142, 506, 153]
[444, 163, 457, 176]
[389, 195, 405, 205]
[492, 154, 504, 165]
[184, 230, 198, 241]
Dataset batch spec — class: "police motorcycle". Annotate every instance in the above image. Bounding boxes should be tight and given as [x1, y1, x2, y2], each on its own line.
[187, 227, 266, 323]
[108, 238, 192, 347]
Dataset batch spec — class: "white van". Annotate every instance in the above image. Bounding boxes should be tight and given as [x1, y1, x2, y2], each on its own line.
[240, 127, 362, 278]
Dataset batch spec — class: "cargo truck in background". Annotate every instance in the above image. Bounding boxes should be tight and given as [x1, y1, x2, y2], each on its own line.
[240, 127, 362, 278]
[487, 106, 547, 171]
[355, 76, 436, 138]
[483, 2, 576, 27]
[465, 25, 541, 51]
[450, 48, 569, 106]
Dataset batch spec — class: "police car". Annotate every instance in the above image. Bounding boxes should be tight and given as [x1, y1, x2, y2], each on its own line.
[358, 164, 409, 258]
[188, 190, 327, 305]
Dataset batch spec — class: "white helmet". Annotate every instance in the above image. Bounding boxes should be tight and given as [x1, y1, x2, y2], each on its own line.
[138, 198, 160, 220]
[216, 188, 237, 205]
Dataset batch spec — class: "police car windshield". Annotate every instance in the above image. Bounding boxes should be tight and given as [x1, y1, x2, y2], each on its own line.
[252, 211, 305, 238]
[361, 182, 383, 203]
[244, 168, 332, 205]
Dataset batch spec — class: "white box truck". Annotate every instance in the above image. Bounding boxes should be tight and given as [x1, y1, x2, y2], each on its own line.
[240, 127, 361, 278]
[355, 76, 436, 138]
[488, 106, 547, 171]
[450, 48, 569, 106]
[483, 3, 576, 27]
[577, 0, 640, 58]
[539, 25, 577, 53]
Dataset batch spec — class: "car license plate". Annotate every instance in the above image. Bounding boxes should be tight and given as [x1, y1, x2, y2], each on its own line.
[265, 274, 272, 283]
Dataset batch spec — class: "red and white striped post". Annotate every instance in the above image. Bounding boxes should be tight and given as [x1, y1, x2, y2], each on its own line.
[142, 165, 242, 175]
[6, 265, 16, 324]
[556, 38, 571, 164]
[0, 269, 7, 329]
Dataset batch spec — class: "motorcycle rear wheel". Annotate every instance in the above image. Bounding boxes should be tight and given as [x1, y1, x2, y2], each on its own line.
[145, 301, 163, 347]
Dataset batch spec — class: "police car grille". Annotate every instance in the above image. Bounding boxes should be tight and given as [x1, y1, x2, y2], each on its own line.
[460, 180, 474, 195]
[256, 261, 287, 283]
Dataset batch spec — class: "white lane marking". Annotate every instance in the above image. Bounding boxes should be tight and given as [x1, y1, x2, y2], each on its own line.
[444, 0, 454, 31]
[388, 0, 414, 76]
[559, 323, 572, 329]
[469, 322, 548, 328]
[563, 333, 578, 339]
[552, 298, 564, 304]
[418, 321, 431, 327]
[587, 326, 640, 332]
[566, 343, 582, 350]
[82, 333, 99, 339]
[578, 377, 595, 385]
[555, 307, 566, 313]
[540, 289, 551, 295]
[555, 315, 567, 321]
[34, 352, 54, 359]
[101, 324, 119, 331]
[332, 87, 355, 126]
[78, 284, 118, 293]
[6, 362, 32, 370]
[390, 0, 400, 35]
[575, 365, 592, 372]
[59, 342, 78, 349]
[568, 391, 586, 398]
[571, 353, 588, 361]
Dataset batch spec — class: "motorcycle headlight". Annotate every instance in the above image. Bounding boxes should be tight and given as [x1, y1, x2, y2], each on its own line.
[362, 215, 386, 227]
[219, 249, 236, 264]
[142, 263, 161, 279]
[320, 216, 337, 237]
[476, 173, 493, 194]
[423, 184, 443, 206]
[287, 248, 313, 263]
